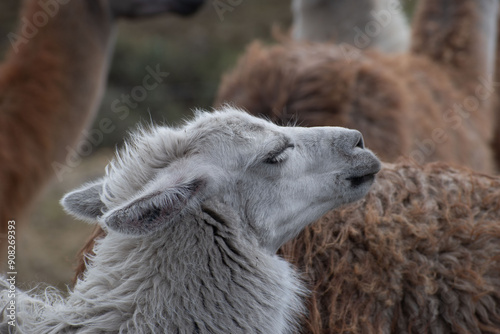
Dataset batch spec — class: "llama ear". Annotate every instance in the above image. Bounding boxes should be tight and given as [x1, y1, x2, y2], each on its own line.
[61, 180, 105, 222]
[103, 179, 205, 235]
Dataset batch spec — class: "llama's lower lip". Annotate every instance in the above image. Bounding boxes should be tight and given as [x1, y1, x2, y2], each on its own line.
[347, 173, 376, 187]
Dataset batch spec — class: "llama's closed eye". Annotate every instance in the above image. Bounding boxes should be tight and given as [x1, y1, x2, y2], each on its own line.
[264, 144, 295, 164]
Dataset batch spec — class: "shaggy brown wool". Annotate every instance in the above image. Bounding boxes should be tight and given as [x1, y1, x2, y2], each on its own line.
[281, 160, 500, 334]
[493, 10, 500, 169]
[215, 0, 497, 173]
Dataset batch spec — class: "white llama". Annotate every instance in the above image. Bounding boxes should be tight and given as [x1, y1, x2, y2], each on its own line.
[292, 0, 410, 52]
[0, 107, 380, 333]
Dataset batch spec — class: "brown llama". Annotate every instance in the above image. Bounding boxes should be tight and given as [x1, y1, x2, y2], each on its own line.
[0, 0, 204, 244]
[215, 0, 498, 173]
[212, 1, 500, 332]
[284, 159, 500, 333]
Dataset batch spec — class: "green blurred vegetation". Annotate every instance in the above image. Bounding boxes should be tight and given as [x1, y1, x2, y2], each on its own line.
[0, 1, 21, 57]
[99, 2, 293, 146]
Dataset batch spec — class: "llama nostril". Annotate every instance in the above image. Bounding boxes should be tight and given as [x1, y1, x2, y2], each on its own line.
[355, 134, 365, 149]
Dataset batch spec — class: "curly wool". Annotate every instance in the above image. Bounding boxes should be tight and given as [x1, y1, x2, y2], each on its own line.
[280, 160, 500, 334]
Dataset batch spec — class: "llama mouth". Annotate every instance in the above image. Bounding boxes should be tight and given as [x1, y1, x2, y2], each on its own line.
[346, 173, 377, 187]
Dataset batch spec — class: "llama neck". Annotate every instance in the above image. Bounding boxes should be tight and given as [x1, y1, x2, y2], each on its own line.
[411, 0, 499, 83]
[0, 0, 116, 225]
[293, 0, 373, 43]
[54, 203, 305, 333]
[292, 0, 409, 52]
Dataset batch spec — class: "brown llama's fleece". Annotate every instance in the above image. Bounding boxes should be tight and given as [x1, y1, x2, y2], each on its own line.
[493, 8, 500, 169]
[0, 0, 115, 234]
[215, 0, 499, 173]
[0, 0, 204, 238]
[281, 160, 500, 333]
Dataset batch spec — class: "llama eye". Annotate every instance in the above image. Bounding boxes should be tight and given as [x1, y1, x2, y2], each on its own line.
[264, 153, 287, 164]
[264, 144, 295, 164]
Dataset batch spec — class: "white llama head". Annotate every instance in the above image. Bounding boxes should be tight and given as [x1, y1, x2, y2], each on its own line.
[62, 107, 380, 252]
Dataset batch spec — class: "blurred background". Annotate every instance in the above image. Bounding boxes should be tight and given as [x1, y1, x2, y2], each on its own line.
[0, 0, 415, 291]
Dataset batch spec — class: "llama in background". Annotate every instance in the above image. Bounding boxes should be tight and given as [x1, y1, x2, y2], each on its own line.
[292, 0, 410, 52]
[212, 0, 500, 332]
[282, 160, 500, 333]
[216, 0, 498, 173]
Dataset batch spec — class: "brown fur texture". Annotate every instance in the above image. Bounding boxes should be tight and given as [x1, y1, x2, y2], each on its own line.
[493, 8, 500, 169]
[0, 0, 115, 234]
[215, 0, 498, 173]
[74, 225, 106, 284]
[283, 160, 500, 333]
